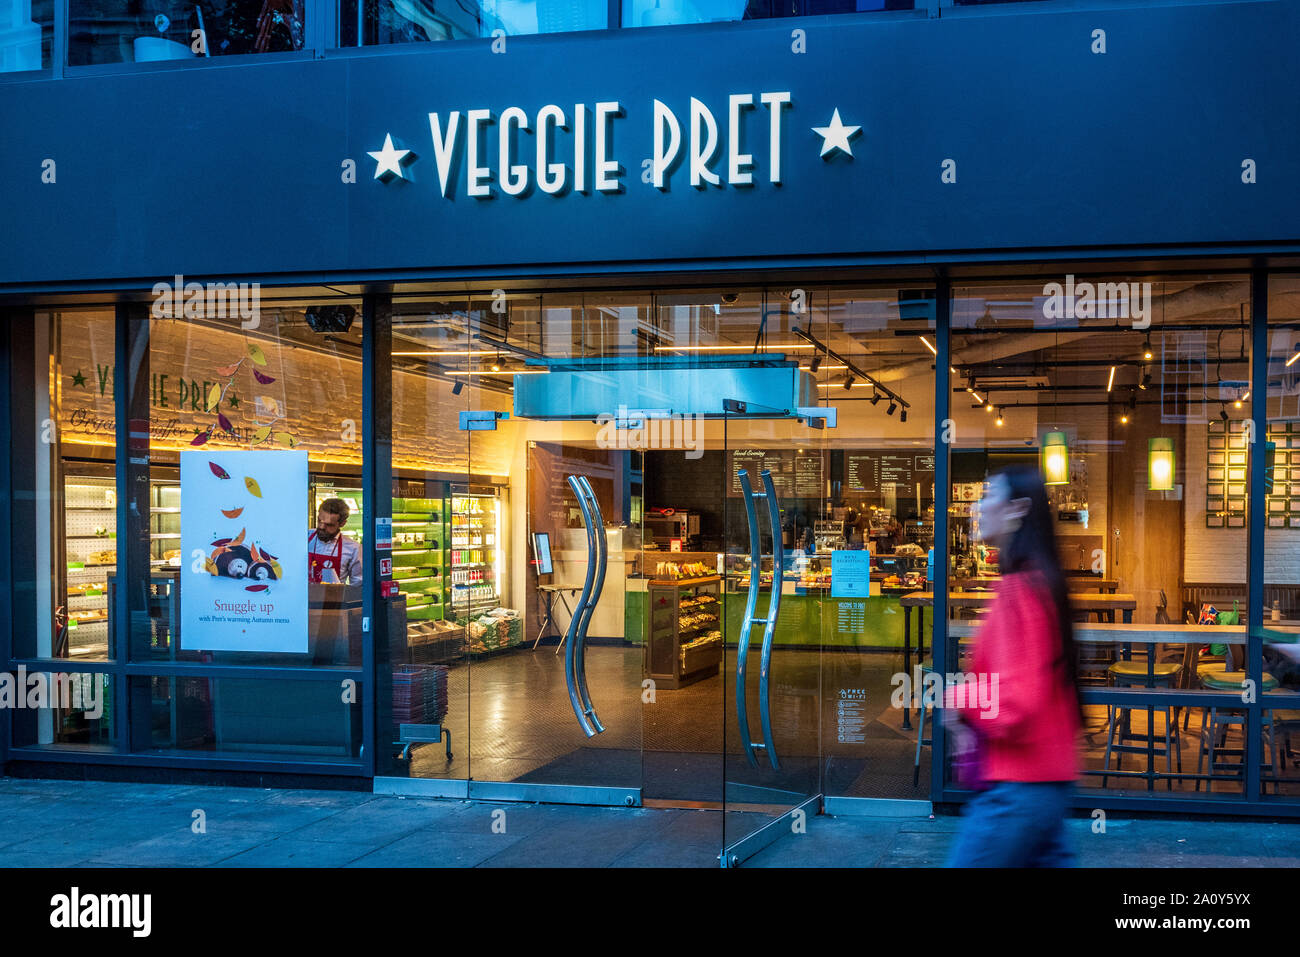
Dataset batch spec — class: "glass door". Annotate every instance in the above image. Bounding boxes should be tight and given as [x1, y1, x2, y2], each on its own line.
[719, 402, 828, 864]
[463, 292, 645, 806]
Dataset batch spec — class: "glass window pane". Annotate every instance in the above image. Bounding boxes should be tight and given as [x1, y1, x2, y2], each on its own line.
[10, 670, 114, 750]
[0, 0, 51, 71]
[69, 0, 305, 66]
[9, 309, 118, 666]
[141, 676, 362, 759]
[1264, 273, 1300, 800]
[340, 0, 606, 48]
[947, 274, 1251, 800]
[621, 0, 911, 29]
[136, 291, 364, 669]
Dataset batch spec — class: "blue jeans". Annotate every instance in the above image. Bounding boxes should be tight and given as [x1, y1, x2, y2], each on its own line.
[946, 781, 1077, 868]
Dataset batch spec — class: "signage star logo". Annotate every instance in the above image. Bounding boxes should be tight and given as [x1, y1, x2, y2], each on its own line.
[812, 109, 862, 159]
[368, 133, 413, 181]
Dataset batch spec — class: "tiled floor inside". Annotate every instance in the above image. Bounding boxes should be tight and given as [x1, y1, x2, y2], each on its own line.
[403, 644, 1300, 800]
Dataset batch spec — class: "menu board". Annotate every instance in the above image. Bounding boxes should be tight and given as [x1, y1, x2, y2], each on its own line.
[729, 449, 823, 498]
[847, 452, 936, 497]
[846, 454, 879, 492]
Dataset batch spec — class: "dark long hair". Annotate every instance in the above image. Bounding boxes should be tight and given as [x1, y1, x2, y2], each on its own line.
[991, 465, 1084, 720]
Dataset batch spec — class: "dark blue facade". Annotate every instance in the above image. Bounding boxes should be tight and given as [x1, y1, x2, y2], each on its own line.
[2, 0, 1300, 826]
[1, 0, 1298, 291]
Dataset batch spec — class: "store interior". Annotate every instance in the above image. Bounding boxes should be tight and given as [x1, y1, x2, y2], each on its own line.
[28, 274, 1300, 805]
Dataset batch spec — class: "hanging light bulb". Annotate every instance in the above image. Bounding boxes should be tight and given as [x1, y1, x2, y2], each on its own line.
[1042, 431, 1070, 486]
[1142, 334, 1153, 361]
[1148, 437, 1175, 491]
[995, 408, 1004, 427]
[1120, 412, 1129, 425]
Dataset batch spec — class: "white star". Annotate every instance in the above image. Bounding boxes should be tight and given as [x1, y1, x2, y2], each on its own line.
[812, 109, 862, 159]
[368, 134, 412, 181]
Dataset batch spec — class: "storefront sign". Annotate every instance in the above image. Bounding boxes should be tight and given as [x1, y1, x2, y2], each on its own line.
[180, 450, 309, 653]
[370, 92, 852, 197]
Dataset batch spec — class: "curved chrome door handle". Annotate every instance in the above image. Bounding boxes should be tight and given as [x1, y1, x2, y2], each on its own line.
[574, 475, 607, 734]
[757, 470, 782, 771]
[735, 469, 782, 770]
[736, 469, 763, 770]
[564, 475, 599, 737]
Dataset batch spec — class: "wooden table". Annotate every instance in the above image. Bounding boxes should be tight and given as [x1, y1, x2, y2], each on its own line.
[960, 576, 1120, 594]
[899, 591, 1136, 695]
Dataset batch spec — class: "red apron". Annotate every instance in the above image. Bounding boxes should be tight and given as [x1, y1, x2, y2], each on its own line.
[308, 530, 343, 584]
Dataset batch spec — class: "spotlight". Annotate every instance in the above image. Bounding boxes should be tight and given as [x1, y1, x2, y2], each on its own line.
[900, 408, 908, 423]
[451, 380, 464, 396]
[1120, 412, 1129, 425]
[1139, 369, 1152, 390]
[305, 304, 357, 333]
[995, 408, 1004, 427]
[1142, 334, 1153, 361]
[1220, 405, 1229, 423]
[986, 402, 994, 413]
[809, 354, 822, 374]
[843, 373, 854, 391]
[886, 400, 897, 416]
[720, 292, 740, 305]
[870, 391, 881, 406]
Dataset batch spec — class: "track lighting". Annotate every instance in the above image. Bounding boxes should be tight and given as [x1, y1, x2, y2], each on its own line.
[451, 381, 464, 396]
[900, 408, 908, 423]
[809, 353, 822, 374]
[1139, 369, 1152, 390]
[1220, 404, 1230, 423]
[886, 400, 897, 416]
[870, 391, 881, 406]
[843, 373, 854, 391]
[985, 400, 994, 413]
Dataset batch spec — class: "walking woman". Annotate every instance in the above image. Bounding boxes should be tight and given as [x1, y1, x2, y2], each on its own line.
[945, 465, 1083, 867]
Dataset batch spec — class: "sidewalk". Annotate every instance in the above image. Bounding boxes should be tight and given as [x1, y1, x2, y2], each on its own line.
[1, 777, 1297, 868]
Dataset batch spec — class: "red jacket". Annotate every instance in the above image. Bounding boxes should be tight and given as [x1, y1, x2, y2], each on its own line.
[951, 570, 1081, 783]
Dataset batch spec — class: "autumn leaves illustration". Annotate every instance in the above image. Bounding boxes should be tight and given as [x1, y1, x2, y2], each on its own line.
[188, 340, 298, 449]
[203, 459, 284, 593]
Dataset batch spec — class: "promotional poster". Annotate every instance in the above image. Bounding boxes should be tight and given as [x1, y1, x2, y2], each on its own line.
[180, 449, 308, 653]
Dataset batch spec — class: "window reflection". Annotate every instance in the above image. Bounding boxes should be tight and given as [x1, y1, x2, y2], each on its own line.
[69, 0, 305, 66]
[0, 0, 50, 71]
[340, 0, 607, 47]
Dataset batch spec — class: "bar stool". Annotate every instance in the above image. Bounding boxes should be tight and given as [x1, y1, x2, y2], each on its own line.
[1195, 670, 1279, 791]
[1101, 659, 1183, 789]
[913, 658, 935, 787]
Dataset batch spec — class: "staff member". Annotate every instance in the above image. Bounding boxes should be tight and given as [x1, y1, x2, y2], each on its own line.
[309, 497, 362, 584]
